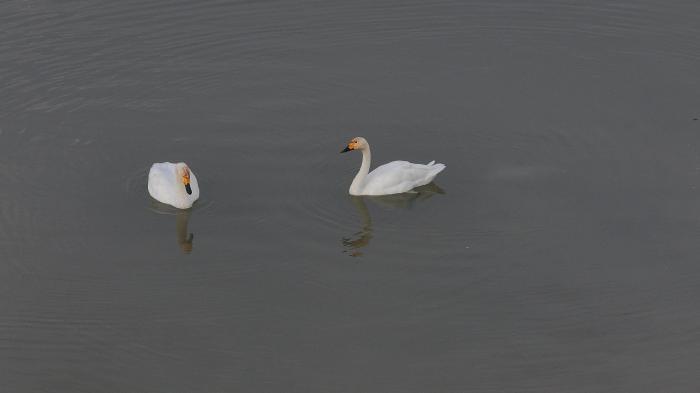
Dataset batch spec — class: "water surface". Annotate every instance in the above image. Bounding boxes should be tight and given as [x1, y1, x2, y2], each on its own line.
[3, 1, 700, 392]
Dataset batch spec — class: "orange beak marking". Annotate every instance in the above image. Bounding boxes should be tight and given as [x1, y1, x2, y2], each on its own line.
[181, 168, 191, 185]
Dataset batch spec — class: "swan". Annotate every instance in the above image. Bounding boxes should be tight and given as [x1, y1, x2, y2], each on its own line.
[340, 137, 445, 196]
[147, 162, 200, 209]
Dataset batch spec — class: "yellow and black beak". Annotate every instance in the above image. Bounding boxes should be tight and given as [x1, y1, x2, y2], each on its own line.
[341, 141, 357, 153]
[182, 175, 192, 195]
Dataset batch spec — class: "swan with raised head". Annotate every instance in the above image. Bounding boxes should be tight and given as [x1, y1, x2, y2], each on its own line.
[340, 137, 445, 196]
[147, 162, 200, 209]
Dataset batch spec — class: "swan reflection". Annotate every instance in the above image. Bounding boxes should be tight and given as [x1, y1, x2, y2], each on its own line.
[176, 210, 194, 253]
[150, 201, 195, 254]
[342, 183, 444, 257]
[342, 196, 373, 257]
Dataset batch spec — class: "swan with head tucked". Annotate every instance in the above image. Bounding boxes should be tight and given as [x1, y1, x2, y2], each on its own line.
[340, 137, 445, 196]
[147, 162, 200, 209]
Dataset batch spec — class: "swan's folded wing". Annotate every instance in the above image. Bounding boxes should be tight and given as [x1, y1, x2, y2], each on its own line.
[148, 163, 175, 203]
[363, 160, 445, 195]
[188, 170, 200, 200]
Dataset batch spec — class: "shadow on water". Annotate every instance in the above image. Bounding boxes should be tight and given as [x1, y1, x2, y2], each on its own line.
[342, 183, 445, 257]
[149, 200, 195, 254]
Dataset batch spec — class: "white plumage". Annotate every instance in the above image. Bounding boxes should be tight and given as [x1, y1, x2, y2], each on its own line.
[341, 137, 445, 196]
[147, 162, 200, 209]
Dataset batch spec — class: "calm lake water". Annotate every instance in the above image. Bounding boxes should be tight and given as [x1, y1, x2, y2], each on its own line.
[3, 0, 700, 391]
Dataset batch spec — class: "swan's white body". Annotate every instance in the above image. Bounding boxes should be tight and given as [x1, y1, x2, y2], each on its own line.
[148, 162, 200, 209]
[342, 137, 445, 196]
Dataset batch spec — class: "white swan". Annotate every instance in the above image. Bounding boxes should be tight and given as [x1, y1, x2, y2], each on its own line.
[341, 137, 445, 196]
[147, 162, 200, 209]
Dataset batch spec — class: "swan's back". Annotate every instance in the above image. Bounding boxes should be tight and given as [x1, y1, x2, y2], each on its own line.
[361, 160, 445, 195]
[148, 163, 175, 203]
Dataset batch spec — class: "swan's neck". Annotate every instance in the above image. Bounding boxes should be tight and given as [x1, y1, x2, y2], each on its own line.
[350, 146, 371, 195]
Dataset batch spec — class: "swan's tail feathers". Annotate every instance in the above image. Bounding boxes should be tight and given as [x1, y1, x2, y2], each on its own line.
[424, 161, 446, 183]
[427, 160, 436, 165]
[429, 161, 446, 173]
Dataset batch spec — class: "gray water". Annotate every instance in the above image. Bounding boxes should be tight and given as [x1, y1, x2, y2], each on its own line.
[2, 0, 700, 391]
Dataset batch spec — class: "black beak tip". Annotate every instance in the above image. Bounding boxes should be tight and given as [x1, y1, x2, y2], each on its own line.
[341, 146, 351, 153]
[185, 184, 193, 195]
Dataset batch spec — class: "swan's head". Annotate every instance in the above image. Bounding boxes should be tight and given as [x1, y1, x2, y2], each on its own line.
[175, 162, 193, 195]
[341, 137, 368, 153]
